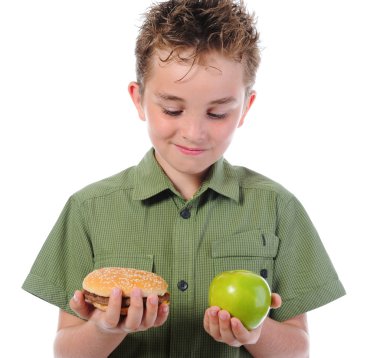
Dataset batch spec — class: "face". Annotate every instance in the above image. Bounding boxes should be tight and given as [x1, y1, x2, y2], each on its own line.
[129, 50, 255, 185]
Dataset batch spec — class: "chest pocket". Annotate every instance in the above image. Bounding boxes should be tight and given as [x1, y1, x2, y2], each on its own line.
[211, 231, 279, 288]
[93, 254, 154, 272]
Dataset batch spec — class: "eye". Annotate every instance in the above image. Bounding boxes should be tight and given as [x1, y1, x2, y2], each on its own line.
[163, 109, 183, 117]
[207, 112, 227, 119]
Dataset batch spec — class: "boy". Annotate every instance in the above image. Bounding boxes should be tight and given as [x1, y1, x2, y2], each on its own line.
[23, 1, 345, 357]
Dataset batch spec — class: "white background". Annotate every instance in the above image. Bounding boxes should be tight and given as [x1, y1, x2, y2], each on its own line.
[1, 0, 379, 356]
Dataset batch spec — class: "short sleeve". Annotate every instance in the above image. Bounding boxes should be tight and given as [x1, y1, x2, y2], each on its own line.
[271, 196, 345, 322]
[22, 195, 94, 315]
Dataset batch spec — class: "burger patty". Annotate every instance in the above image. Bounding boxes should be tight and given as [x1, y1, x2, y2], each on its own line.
[83, 290, 170, 307]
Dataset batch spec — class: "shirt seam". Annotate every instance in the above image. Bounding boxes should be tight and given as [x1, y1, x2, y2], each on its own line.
[74, 186, 135, 208]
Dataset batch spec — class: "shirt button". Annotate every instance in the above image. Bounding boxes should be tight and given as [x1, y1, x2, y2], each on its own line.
[177, 280, 188, 291]
[260, 269, 268, 279]
[180, 208, 191, 219]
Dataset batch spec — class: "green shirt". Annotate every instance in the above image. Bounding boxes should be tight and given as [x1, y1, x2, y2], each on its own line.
[23, 148, 345, 357]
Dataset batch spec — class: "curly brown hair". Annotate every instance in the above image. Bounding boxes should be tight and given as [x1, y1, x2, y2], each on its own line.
[135, 0, 260, 93]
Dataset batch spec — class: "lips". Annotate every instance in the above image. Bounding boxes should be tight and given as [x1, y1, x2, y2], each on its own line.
[175, 144, 206, 155]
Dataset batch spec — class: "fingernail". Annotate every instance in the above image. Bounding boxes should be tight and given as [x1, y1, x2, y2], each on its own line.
[73, 291, 79, 302]
[209, 309, 218, 317]
[149, 296, 158, 305]
[219, 311, 229, 320]
[112, 287, 121, 296]
[131, 287, 141, 297]
[162, 305, 169, 314]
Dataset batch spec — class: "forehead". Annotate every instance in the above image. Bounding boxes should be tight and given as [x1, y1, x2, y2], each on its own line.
[146, 49, 246, 90]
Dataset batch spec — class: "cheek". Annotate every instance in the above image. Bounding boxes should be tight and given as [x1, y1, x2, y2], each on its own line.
[146, 114, 175, 139]
[212, 121, 240, 144]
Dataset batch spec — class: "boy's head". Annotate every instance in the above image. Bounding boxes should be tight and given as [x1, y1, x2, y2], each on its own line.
[135, 0, 260, 94]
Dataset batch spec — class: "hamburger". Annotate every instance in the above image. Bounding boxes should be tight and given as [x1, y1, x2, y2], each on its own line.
[82, 267, 170, 315]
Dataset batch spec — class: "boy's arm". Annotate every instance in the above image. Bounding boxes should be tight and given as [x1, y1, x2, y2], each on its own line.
[54, 288, 169, 358]
[243, 314, 309, 358]
[54, 310, 127, 358]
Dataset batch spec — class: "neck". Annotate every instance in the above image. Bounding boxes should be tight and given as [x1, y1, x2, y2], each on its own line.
[168, 170, 204, 201]
[153, 150, 210, 200]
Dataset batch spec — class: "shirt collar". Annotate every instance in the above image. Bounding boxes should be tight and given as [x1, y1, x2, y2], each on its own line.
[132, 148, 240, 203]
[132, 148, 174, 200]
[204, 157, 240, 203]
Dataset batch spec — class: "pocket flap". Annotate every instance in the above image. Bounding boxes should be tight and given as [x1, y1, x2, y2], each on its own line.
[212, 231, 279, 258]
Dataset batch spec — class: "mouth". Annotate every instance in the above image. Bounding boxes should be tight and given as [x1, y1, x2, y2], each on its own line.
[175, 144, 206, 155]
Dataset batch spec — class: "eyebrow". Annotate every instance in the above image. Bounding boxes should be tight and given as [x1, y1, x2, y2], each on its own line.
[209, 96, 236, 105]
[155, 92, 236, 105]
[155, 92, 185, 103]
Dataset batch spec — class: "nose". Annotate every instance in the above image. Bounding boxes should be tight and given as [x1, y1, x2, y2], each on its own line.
[180, 116, 206, 142]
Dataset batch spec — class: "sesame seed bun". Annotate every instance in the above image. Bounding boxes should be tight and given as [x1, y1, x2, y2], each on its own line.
[83, 267, 168, 296]
[82, 267, 169, 314]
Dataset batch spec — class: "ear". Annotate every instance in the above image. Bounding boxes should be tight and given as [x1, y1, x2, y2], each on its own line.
[128, 81, 145, 120]
[238, 91, 256, 128]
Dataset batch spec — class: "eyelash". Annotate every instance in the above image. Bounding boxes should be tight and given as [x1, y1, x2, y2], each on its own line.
[162, 109, 227, 119]
[163, 109, 182, 117]
[207, 112, 227, 119]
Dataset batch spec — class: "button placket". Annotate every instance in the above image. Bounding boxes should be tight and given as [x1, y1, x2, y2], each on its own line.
[170, 199, 196, 356]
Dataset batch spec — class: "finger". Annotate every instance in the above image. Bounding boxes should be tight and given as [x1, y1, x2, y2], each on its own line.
[203, 308, 211, 332]
[271, 293, 282, 309]
[124, 288, 144, 331]
[103, 287, 123, 329]
[154, 302, 169, 327]
[218, 310, 237, 345]
[207, 306, 222, 340]
[141, 295, 159, 329]
[70, 290, 93, 319]
[231, 317, 261, 346]
[230, 317, 246, 336]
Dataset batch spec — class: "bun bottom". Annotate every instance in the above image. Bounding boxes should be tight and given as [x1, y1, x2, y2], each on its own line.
[92, 302, 129, 315]
[90, 300, 170, 316]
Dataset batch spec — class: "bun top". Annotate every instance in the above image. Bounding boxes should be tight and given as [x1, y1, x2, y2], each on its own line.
[83, 267, 168, 297]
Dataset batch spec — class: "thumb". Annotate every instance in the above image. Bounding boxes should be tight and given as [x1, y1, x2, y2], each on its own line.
[270, 293, 282, 309]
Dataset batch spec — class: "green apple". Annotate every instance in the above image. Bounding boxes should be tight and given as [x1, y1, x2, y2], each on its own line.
[208, 270, 271, 330]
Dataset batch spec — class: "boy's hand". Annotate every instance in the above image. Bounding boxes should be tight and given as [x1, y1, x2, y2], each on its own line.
[69, 287, 169, 335]
[203, 293, 281, 347]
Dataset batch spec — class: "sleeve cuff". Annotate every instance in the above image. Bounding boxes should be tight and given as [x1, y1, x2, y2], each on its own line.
[22, 273, 75, 315]
[271, 278, 346, 322]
